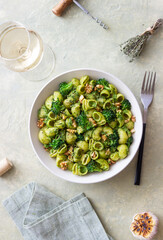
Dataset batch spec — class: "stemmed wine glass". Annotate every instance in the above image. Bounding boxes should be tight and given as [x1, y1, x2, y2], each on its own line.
[0, 21, 55, 81]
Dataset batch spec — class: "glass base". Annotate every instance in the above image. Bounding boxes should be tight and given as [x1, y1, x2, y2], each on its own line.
[20, 44, 55, 81]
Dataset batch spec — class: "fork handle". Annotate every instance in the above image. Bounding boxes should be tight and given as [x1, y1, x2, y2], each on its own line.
[134, 123, 146, 185]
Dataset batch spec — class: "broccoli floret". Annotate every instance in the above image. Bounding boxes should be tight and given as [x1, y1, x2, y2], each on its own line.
[126, 136, 133, 148]
[96, 78, 109, 89]
[102, 109, 116, 123]
[103, 137, 110, 148]
[67, 90, 79, 102]
[45, 130, 66, 150]
[76, 134, 84, 141]
[121, 99, 131, 110]
[108, 130, 119, 152]
[116, 110, 125, 127]
[48, 137, 65, 150]
[76, 112, 93, 132]
[38, 105, 48, 119]
[59, 129, 66, 142]
[86, 160, 102, 173]
[51, 99, 62, 115]
[59, 82, 73, 97]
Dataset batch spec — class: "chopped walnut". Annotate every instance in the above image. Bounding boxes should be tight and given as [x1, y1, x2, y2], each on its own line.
[61, 114, 67, 120]
[68, 155, 72, 161]
[116, 109, 122, 113]
[88, 118, 97, 126]
[131, 116, 136, 122]
[101, 135, 107, 141]
[91, 151, 96, 158]
[43, 146, 49, 152]
[67, 129, 77, 133]
[95, 84, 104, 91]
[105, 149, 111, 155]
[37, 118, 45, 128]
[115, 102, 121, 107]
[108, 158, 116, 166]
[130, 128, 135, 133]
[85, 83, 93, 93]
[64, 146, 73, 156]
[69, 146, 73, 153]
[125, 119, 130, 123]
[60, 161, 68, 170]
[64, 152, 69, 156]
[79, 95, 84, 103]
[72, 120, 77, 128]
[69, 117, 77, 128]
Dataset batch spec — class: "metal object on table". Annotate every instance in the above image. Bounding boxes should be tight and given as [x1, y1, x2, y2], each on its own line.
[52, 0, 108, 30]
[134, 71, 156, 185]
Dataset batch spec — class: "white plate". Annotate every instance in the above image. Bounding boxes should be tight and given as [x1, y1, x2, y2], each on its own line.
[29, 68, 143, 184]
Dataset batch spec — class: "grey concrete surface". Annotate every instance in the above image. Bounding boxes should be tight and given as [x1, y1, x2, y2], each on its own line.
[0, 0, 163, 239]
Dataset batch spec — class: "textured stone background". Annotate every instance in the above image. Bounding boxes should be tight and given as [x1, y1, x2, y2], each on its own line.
[0, 0, 163, 239]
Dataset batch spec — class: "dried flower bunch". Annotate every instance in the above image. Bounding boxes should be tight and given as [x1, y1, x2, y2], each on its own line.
[120, 19, 163, 62]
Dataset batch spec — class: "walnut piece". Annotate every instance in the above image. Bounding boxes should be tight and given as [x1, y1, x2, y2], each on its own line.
[60, 161, 68, 170]
[37, 118, 45, 128]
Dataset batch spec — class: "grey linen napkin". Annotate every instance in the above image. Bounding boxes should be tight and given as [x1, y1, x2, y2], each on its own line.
[3, 182, 113, 240]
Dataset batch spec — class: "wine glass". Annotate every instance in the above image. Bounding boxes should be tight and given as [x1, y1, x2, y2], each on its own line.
[0, 21, 55, 81]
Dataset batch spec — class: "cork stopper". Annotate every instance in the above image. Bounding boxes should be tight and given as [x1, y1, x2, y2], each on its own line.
[0, 158, 13, 176]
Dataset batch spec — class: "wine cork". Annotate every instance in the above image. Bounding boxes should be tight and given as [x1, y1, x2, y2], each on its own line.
[0, 158, 13, 176]
[52, 0, 73, 16]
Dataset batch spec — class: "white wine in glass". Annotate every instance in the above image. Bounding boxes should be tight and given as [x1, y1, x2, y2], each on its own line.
[0, 21, 55, 81]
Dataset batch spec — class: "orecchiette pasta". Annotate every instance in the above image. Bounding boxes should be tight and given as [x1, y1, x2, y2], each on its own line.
[66, 132, 77, 145]
[44, 127, 58, 137]
[54, 120, 65, 129]
[38, 128, 51, 144]
[72, 163, 88, 175]
[92, 112, 106, 126]
[73, 147, 83, 162]
[77, 141, 89, 153]
[56, 154, 67, 167]
[103, 126, 113, 136]
[38, 105, 48, 118]
[116, 93, 124, 103]
[125, 121, 134, 130]
[118, 128, 128, 144]
[117, 144, 128, 159]
[99, 150, 108, 159]
[37, 75, 135, 176]
[48, 111, 57, 120]
[76, 85, 85, 95]
[57, 144, 67, 154]
[53, 91, 63, 102]
[93, 141, 104, 151]
[45, 95, 54, 110]
[123, 109, 132, 120]
[103, 98, 114, 109]
[81, 154, 91, 165]
[82, 99, 97, 111]
[96, 159, 109, 171]
[92, 127, 103, 141]
[80, 75, 89, 85]
[90, 151, 99, 160]
[100, 89, 110, 98]
[110, 152, 120, 161]
[71, 78, 80, 87]
[71, 103, 81, 117]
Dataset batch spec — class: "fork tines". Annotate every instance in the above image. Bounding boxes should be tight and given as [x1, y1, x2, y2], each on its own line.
[142, 71, 156, 94]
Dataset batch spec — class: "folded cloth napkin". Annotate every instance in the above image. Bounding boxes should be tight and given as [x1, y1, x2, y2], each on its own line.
[3, 182, 113, 240]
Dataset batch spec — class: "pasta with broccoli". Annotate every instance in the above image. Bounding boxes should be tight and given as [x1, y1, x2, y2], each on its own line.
[37, 76, 136, 176]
